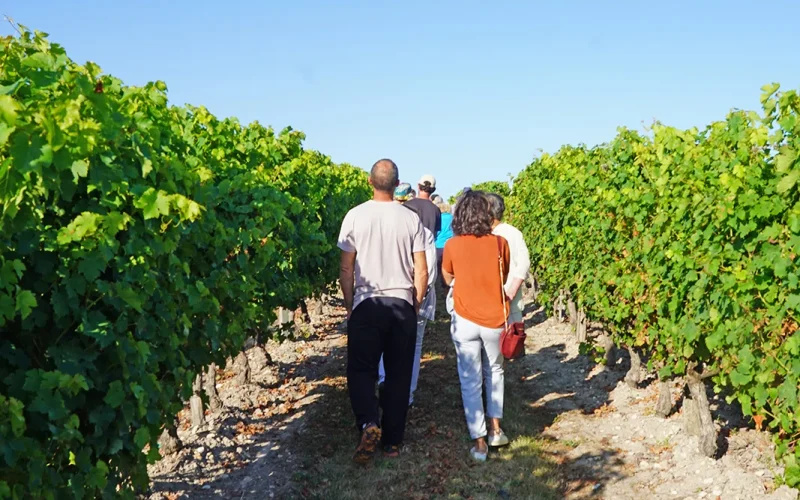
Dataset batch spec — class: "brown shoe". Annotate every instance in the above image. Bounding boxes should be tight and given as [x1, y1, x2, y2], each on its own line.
[383, 444, 400, 458]
[353, 424, 381, 465]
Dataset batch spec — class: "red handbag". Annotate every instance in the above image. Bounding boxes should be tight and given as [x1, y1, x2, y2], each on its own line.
[497, 236, 526, 359]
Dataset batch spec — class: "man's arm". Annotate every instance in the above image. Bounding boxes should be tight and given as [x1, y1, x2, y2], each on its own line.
[505, 232, 531, 299]
[339, 250, 356, 319]
[505, 277, 524, 301]
[412, 250, 428, 313]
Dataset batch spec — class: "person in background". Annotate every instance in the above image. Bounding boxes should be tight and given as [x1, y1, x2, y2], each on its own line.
[441, 190, 511, 463]
[445, 186, 472, 316]
[485, 193, 531, 324]
[431, 194, 443, 205]
[377, 182, 437, 409]
[404, 174, 442, 237]
[434, 203, 454, 288]
[337, 160, 428, 464]
[408, 188, 416, 199]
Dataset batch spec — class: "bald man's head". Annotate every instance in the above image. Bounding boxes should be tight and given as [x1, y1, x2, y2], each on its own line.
[370, 159, 399, 193]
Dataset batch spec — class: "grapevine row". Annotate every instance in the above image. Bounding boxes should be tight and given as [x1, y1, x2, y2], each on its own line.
[507, 84, 800, 485]
[0, 30, 370, 498]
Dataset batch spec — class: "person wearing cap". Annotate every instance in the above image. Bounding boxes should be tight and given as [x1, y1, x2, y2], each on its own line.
[394, 182, 413, 201]
[376, 182, 438, 409]
[404, 174, 442, 237]
[337, 160, 428, 464]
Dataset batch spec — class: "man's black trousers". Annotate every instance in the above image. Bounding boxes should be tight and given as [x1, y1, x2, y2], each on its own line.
[346, 297, 416, 446]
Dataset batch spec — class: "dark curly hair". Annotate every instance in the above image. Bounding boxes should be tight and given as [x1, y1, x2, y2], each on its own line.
[451, 189, 493, 236]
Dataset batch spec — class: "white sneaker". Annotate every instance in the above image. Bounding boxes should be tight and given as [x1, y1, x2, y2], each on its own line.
[469, 446, 488, 462]
[489, 430, 510, 447]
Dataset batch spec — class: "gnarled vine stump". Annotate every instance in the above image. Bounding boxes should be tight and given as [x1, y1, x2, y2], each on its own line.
[190, 374, 204, 429]
[597, 333, 615, 366]
[567, 297, 578, 327]
[553, 289, 567, 322]
[158, 424, 182, 455]
[686, 368, 718, 458]
[576, 308, 587, 343]
[204, 363, 222, 411]
[655, 379, 673, 417]
[624, 347, 642, 388]
[233, 351, 251, 386]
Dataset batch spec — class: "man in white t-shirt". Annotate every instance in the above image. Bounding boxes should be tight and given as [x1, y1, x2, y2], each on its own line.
[377, 182, 437, 408]
[337, 159, 428, 464]
[485, 193, 531, 323]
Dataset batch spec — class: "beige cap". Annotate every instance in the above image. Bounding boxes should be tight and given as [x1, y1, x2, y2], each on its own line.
[418, 174, 436, 188]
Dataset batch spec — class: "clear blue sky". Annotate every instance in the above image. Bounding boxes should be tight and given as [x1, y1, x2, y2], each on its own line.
[4, 1, 799, 198]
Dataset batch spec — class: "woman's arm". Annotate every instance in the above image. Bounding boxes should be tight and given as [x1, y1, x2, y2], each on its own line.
[442, 268, 455, 286]
[442, 241, 455, 286]
[501, 240, 511, 282]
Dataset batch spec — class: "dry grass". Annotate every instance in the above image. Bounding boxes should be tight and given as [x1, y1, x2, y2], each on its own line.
[292, 291, 566, 499]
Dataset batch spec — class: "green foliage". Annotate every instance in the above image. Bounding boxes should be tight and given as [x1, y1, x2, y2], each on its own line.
[447, 180, 511, 205]
[0, 29, 369, 498]
[471, 180, 511, 198]
[578, 342, 608, 366]
[508, 83, 800, 480]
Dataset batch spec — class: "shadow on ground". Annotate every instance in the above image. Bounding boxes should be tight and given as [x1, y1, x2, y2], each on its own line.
[150, 287, 635, 499]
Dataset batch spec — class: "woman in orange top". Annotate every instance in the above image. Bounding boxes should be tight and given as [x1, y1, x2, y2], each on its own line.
[441, 189, 511, 462]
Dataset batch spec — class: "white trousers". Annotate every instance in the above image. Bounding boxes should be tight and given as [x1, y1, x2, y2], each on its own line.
[450, 311, 505, 439]
[378, 316, 428, 405]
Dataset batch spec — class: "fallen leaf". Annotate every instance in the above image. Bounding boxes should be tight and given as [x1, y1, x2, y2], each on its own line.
[753, 414, 764, 431]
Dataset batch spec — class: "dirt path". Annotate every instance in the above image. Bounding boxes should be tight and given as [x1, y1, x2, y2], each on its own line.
[147, 298, 351, 499]
[147, 292, 799, 499]
[521, 314, 798, 500]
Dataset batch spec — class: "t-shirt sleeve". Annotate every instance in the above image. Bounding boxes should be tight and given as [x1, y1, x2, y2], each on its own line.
[435, 206, 442, 234]
[337, 211, 356, 252]
[442, 240, 454, 275]
[411, 216, 426, 253]
[510, 231, 531, 280]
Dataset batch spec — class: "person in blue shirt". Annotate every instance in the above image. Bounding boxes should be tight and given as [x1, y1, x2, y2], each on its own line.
[434, 201, 454, 287]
